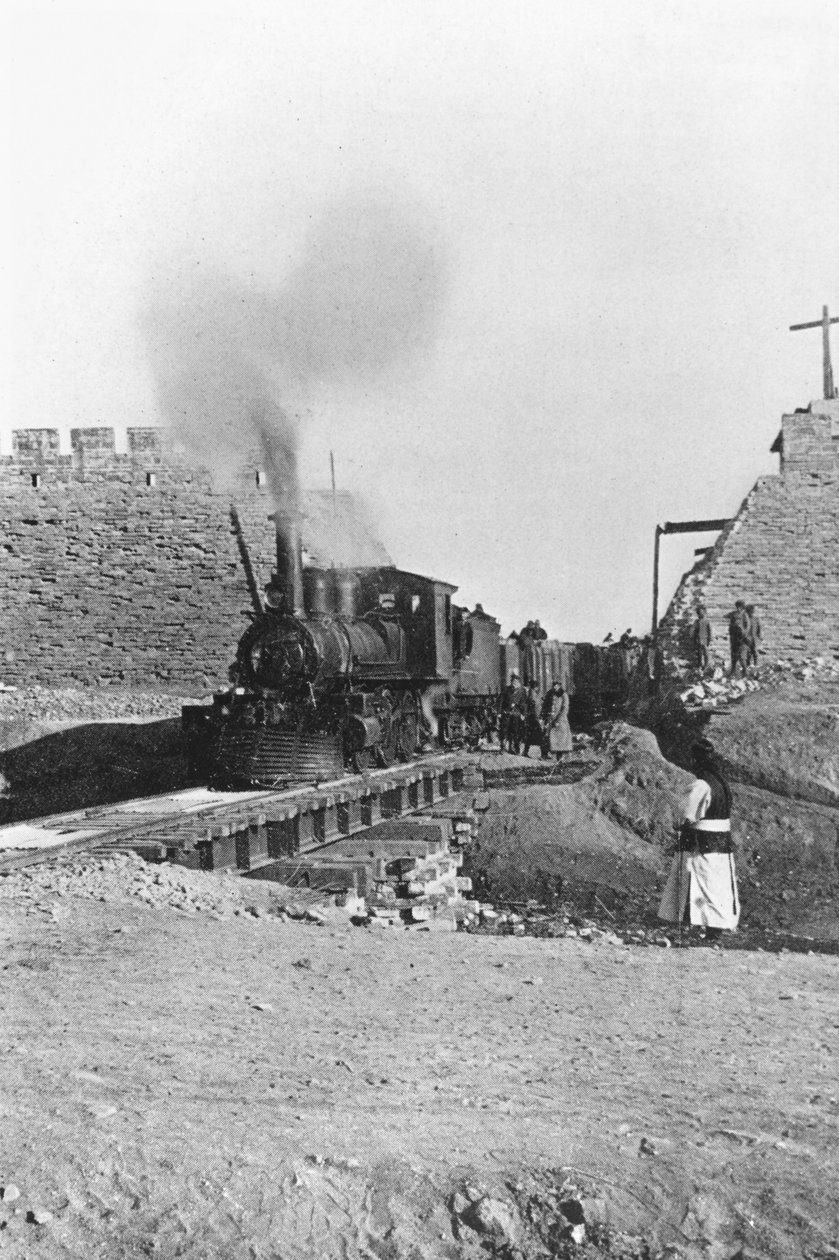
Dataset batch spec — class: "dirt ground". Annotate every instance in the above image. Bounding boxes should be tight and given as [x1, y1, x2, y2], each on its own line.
[2, 872, 839, 1260]
[1, 682, 839, 1258]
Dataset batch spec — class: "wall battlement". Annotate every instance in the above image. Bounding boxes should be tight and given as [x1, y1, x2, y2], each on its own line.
[7, 426, 190, 464]
[4, 427, 215, 488]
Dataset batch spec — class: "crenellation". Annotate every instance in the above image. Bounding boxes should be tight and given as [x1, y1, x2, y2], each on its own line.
[71, 427, 117, 469]
[12, 429, 63, 462]
[127, 427, 166, 461]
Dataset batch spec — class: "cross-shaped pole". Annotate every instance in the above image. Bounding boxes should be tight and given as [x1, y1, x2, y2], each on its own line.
[790, 304, 839, 400]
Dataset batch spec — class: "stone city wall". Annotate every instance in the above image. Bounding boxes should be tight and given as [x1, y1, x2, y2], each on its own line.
[0, 427, 389, 692]
[660, 401, 839, 668]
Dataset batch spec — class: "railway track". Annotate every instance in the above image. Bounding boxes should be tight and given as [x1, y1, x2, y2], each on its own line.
[0, 753, 477, 879]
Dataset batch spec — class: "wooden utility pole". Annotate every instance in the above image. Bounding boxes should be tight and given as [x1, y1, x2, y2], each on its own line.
[790, 304, 839, 399]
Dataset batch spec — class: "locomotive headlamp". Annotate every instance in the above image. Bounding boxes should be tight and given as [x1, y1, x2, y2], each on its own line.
[264, 581, 285, 610]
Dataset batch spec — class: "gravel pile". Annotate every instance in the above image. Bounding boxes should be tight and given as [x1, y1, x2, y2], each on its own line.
[0, 851, 251, 916]
[0, 850, 348, 923]
[0, 686, 200, 725]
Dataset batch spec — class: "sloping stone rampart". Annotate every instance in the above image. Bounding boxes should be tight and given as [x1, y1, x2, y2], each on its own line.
[661, 400, 839, 667]
[0, 427, 389, 692]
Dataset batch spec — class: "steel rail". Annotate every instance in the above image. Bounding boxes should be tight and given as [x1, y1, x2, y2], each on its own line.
[0, 753, 471, 875]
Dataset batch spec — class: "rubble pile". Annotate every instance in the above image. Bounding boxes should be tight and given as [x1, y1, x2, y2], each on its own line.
[0, 851, 281, 919]
[759, 654, 839, 684]
[453, 894, 620, 944]
[456, 900, 675, 947]
[678, 668, 761, 712]
[676, 655, 839, 714]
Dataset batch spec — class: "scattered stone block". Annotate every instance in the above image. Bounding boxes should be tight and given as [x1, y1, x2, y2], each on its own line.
[468, 1196, 522, 1246]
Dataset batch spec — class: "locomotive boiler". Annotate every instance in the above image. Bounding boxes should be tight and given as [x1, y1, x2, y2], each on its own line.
[183, 510, 502, 787]
[184, 506, 640, 788]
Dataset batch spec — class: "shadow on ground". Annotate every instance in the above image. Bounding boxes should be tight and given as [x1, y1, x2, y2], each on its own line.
[0, 718, 195, 821]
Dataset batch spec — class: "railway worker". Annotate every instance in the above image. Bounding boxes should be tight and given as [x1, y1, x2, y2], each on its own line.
[499, 671, 526, 754]
[640, 635, 661, 696]
[692, 606, 712, 671]
[540, 681, 572, 761]
[521, 680, 543, 757]
[519, 621, 537, 646]
[745, 603, 762, 667]
[727, 600, 750, 677]
[657, 738, 739, 943]
[452, 606, 467, 662]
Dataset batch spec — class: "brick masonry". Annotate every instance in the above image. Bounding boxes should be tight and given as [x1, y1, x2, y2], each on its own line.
[0, 427, 390, 692]
[660, 398, 839, 666]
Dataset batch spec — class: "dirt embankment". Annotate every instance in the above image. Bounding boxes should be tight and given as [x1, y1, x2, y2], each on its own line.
[700, 682, 839, 940]
[469, 728, 692, 917]
[470, 705, 839, 942]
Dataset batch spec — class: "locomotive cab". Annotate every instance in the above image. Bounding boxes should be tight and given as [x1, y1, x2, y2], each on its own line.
[446, 603, 502, 746]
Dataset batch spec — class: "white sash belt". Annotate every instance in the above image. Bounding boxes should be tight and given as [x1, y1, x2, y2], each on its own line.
[687, 819, 731, 833]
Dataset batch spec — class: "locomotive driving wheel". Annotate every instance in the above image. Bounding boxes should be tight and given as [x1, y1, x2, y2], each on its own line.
[374, 688, 398, 768]
[396, 691, 419, 761]
[351, 746, 372, 773]
[342, 717, 373, 774]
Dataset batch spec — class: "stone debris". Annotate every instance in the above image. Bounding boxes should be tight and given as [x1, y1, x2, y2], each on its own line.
[0, 850, 344, 923]
[1, 1185, 20, 1203]
[0, 851, 254, 917]
[6, 845, 661, 944]
[450, 1185, 523, 1248]
[780, 654, 839, 683]
[27, 1208, 53, 1225]
[673, 655, 839, 713]
[679, 673, 761, 712]
[456, 901, 682, 950]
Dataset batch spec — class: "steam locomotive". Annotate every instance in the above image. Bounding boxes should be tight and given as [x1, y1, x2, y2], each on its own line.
[183, 512, 637, 787]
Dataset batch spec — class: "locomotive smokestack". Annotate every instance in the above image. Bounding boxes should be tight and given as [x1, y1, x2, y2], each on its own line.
[271, 511, 304, 616]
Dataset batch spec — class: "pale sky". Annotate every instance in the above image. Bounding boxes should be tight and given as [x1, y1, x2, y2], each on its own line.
[2, 0, 838, 641]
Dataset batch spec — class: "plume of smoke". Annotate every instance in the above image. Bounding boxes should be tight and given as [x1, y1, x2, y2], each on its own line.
[141, 191, 448, 506]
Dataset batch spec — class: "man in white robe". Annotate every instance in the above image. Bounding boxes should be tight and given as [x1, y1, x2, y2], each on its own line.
[658, 739, 739, 941]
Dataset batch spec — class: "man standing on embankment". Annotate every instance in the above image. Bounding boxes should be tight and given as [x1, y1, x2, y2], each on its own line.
[658, 738, 740, 943]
